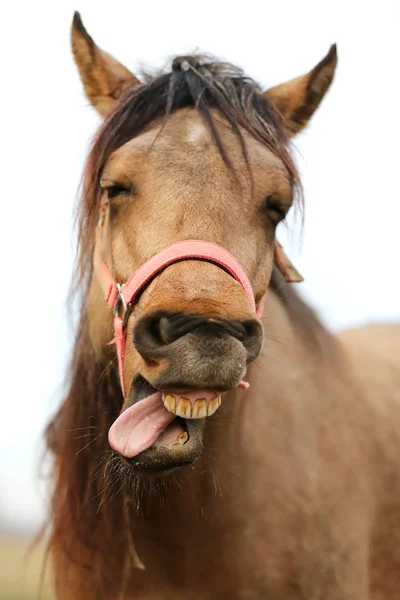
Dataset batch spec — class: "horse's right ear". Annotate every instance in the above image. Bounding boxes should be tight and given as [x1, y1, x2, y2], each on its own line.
[71, 12, 141, 117]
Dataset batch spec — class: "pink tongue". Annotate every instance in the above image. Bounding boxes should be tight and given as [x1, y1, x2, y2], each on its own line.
[108, 392, 176, 458]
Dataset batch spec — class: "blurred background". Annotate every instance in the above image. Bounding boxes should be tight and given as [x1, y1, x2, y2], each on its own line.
[0, 0, 399, 597]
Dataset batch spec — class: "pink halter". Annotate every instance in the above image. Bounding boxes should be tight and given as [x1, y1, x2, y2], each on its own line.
[94, 205, 264, 397]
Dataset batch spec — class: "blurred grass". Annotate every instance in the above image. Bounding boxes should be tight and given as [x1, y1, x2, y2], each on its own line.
[0, 537, 54, 600]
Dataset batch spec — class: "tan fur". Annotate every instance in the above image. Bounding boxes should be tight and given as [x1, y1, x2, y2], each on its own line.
[47, 15, 400, 600]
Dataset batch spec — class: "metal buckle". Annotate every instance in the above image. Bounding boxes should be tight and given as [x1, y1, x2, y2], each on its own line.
[113, 284, 132, 327]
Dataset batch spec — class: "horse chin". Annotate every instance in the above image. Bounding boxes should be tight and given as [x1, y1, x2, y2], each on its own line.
[114, 376, 206, 474]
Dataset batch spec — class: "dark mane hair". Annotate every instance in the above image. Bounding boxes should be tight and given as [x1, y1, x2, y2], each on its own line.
[44, 55, 332, 595]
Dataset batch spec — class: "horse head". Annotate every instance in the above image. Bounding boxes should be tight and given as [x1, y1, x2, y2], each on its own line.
[72, 12, 336, 472]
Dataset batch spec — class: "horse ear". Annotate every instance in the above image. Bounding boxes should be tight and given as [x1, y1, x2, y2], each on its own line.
[275, 240, 304, 283]
[71, 12, 141, 117]
[265, 45, 337, 136]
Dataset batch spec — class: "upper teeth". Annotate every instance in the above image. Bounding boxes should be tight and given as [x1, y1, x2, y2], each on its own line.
[162, 393, 221, 419]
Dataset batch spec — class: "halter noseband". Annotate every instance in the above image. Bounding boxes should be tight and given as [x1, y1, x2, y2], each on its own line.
[93, 205, 264, 398]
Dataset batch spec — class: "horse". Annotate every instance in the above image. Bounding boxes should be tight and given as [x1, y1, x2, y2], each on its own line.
[44, 11, 400, 599]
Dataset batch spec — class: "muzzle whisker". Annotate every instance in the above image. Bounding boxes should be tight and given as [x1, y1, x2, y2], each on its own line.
[97, 357, 119, 385]
[75, 432, 105, 456]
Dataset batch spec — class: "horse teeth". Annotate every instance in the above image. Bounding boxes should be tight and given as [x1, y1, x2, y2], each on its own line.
[162, 393, 222, 419]
[162, 393, 176, 414]
[207, 395, 221, 417]
[192, 399, 207, 418]
[176, 397, 192, 419]
[168, 431, 188, 447]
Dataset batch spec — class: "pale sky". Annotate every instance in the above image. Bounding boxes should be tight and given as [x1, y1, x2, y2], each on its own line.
[1, 0, 399, 531]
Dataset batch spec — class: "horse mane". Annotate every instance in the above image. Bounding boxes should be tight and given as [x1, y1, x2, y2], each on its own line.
[43, 55, 333, 593]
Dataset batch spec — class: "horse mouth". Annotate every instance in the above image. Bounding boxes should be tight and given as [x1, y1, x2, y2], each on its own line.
[108, 376, 216, 472]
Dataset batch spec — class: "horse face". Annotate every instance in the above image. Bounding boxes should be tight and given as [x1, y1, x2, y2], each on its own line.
[97, 109, 293, 469]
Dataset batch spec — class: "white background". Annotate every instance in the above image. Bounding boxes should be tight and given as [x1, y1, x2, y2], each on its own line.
[0, 0, 399, 531]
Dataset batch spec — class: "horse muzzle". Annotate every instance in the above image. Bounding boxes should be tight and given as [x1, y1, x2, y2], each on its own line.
[94, 227, 265, 471]
[133, 310, 263, 394]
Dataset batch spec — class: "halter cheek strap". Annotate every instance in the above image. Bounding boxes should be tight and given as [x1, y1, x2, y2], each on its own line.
[93, 208, 264, 398]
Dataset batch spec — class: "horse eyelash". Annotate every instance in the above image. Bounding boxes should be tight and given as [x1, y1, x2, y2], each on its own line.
[105, 184, 132, 200]
[264, 195, 288, 221]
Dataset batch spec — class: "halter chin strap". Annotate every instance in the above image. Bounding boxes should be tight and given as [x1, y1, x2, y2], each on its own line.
[93, 206, 264, 398]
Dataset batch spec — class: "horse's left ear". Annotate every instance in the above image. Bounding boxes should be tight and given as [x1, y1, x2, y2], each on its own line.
[71, 12, 141, 117]
[265, 45, 337, 136]
[275, 240, 304, 283]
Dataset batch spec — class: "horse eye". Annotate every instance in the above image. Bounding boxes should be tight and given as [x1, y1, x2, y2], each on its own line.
[105, 184, 131, 200]
[264, 195, 288, 223]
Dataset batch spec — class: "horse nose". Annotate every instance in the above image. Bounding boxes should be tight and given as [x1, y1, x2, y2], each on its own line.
[133, 311, 263, 363]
